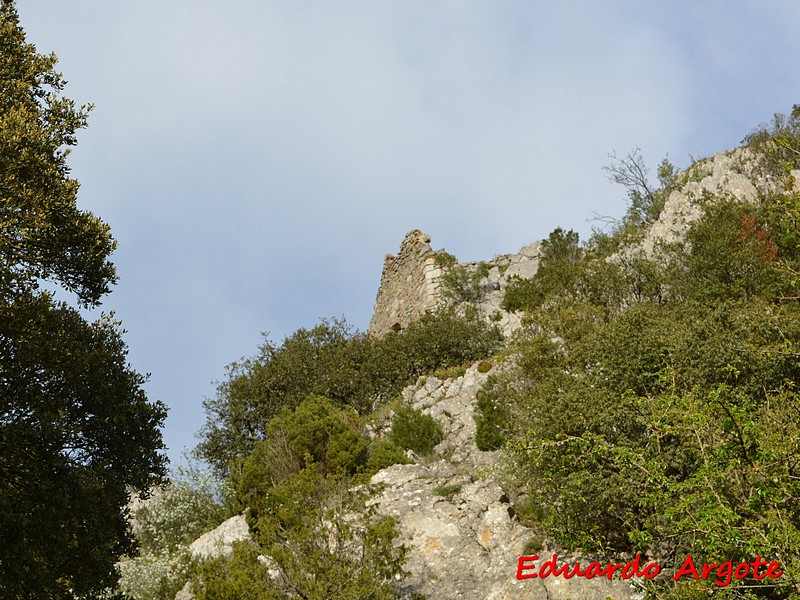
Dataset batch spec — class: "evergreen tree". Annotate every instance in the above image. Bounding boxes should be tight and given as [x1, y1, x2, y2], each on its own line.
[0, 2, 167, 596]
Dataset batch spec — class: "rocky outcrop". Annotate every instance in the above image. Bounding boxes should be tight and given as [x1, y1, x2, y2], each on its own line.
[625, 148, 799, 262]
[175, 515, 251, 600]
[633, 149, 759, 259]
[473, 240, 541, 338]
[369, 363, 643, 600]
[188, 514, 250, 560]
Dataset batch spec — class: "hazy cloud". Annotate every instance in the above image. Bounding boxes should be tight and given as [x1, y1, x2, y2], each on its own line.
[18, 0, 800, 461]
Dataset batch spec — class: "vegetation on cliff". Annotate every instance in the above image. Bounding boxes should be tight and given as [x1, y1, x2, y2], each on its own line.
[197, 310, 502, 475]
[478, 106, 800, 599]
[176, 309, 501, 597]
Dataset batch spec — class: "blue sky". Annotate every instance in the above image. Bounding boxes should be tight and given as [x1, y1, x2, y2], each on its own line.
[17, 1, 800, 465]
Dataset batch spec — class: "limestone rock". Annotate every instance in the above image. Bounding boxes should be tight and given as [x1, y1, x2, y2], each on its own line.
[370, 362, 642, 600]
[631, 148, 760, 259]
[188, 514, 249, 560]
[174, 582, 193, 600]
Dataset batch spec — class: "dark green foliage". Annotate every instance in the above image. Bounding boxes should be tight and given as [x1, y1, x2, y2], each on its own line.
[481, 132, 800, 596]
[199, 470, 408, 600]
[489, 187, 800, 596]
[0, 4, 166, 596]
[0, 300, 167, 597]
[198, 310, 501, 474]
[379, 309, 503, 378]
[197, 318, 369, 471]
[475, 376, 510, 451]
[502, 227, 583, 312]
[266, 395, 366, 476]
[235, 396, 368, 512]
[194, 541, 282, 600]
[198, 306, 503, 596]
[390, 405, 444, 456]
[365, 438, 412, 473]
[676, 200, 782, 302]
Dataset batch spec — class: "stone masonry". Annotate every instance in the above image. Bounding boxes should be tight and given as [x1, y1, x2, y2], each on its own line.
[369, 231, 543, 339]
[368, 230, 445, 337]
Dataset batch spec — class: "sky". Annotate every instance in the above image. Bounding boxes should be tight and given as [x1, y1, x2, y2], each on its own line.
[16, 1, 800, 466]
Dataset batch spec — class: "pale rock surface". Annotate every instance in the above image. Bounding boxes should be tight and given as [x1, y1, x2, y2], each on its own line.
[188, 514, 250, 560]
[629, 148, 760, 260]
[174, 582, 193, 600]
[175, 515, 251, 599]
[370, 363, 643, 600]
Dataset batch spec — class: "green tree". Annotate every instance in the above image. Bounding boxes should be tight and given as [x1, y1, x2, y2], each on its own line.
[502, 227, 583, 312]
[197, 469, 407, 600]
[198, 310, 501, 475]
[0, 2, 167, 597]
[234, 395, 369, 511]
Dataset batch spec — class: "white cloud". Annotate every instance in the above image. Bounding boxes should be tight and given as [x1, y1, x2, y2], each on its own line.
[17, 0, 800, 461]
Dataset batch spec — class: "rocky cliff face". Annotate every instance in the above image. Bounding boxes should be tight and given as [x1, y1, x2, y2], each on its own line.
[630, 149, 759, 259]
[623, 148, 800, 261]
[369, 363, 643, 600]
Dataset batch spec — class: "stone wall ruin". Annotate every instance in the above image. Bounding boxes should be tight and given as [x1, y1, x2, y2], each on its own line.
[368, 230, 444, 337]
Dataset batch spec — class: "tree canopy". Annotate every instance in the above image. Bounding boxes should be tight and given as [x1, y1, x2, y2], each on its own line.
[0, 2, 166, 597]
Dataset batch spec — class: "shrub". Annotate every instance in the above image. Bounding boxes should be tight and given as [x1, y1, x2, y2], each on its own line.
[235, 396, 368, 513]
[433, 365, 467, 379]
[502, 228, 583, 313]
[228, 470, 407, 600]
[193, 541, 277, 600]
[474, 376, 509, 451]
[477, 359, 493, 373]
[198, 311, 502, 475]
[432, 483, 463, 499]
[390, 405, 444, 456]
[742, 105, 800, 178]
[675, 200, 782, 302]
[365, 438, 412, 474]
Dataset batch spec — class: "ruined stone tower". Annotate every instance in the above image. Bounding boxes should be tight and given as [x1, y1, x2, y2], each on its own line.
[368, 230, 444, 337]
